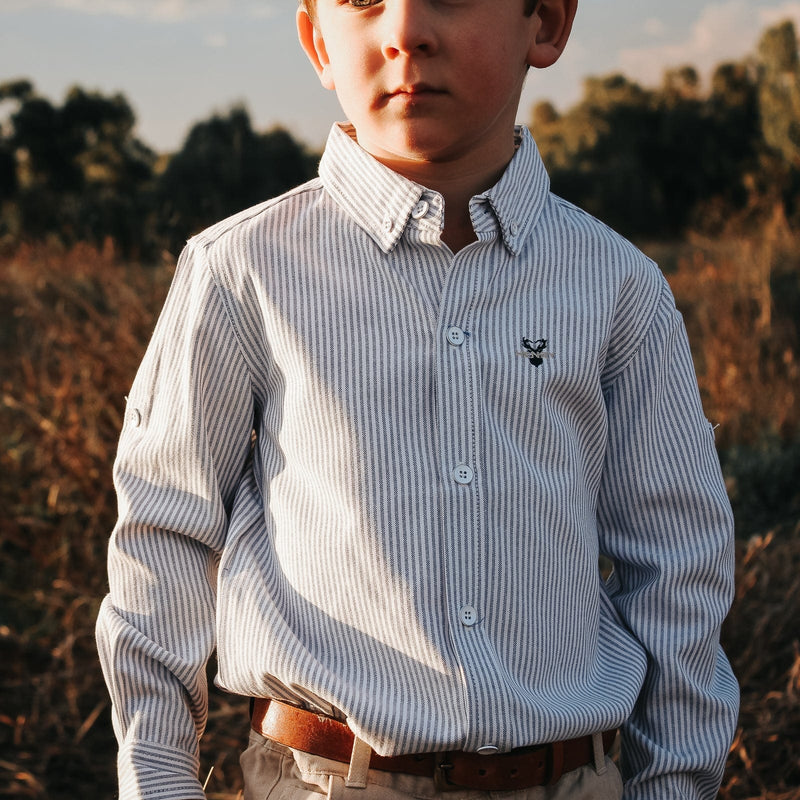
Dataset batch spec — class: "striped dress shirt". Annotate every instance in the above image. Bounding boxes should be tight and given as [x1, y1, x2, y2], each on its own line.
[96, 123, 738, 800]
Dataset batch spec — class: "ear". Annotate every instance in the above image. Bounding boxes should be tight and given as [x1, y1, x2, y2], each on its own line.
[526, 0, 578, 70]
[296, 6, 336, 91]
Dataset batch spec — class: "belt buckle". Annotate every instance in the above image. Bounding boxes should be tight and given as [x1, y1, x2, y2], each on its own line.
[433, 755, 458, 792]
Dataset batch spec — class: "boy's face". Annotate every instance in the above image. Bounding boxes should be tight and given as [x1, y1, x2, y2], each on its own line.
[298, 0, 576, 172]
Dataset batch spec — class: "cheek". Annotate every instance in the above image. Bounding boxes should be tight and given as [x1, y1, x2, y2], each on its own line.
[470, 53, 528, 106]
[330, 55, 377, 105]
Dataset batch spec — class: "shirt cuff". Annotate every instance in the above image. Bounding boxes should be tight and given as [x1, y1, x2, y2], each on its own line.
[118, 740, 205, 800]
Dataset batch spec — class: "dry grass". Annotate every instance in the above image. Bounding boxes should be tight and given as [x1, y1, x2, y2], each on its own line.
[0, 230, 798, 798]
[663, 206, 799, 451]
[0, 242, 176, 798]
[719, 524, 800, 800]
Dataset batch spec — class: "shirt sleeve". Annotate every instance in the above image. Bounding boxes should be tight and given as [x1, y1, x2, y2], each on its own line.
[95, 239, 255, 800]
[597, 280, 739, 800]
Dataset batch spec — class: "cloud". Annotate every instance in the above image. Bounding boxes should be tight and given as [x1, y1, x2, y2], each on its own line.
[618, 1, 800, 87]
[0, 0, 276, 22]
[204, 32, 228, 48]
[245, 2, 278, 18]
[643, 17, 667, 38]
[759, 0, 800, 27]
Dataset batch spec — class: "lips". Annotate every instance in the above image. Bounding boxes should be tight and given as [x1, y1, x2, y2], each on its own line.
[394, 82, 435, 94]
[384, 83, 447, 106]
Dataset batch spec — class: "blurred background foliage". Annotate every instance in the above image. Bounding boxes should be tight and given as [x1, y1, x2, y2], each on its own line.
[1, 17, 799, 800]
[0, 21, 799, 257]
[531, 20, 800, 240]
[0, 82, 318, 259]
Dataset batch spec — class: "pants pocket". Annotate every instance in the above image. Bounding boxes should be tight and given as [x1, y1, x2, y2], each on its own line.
[241, 732, 330, 800]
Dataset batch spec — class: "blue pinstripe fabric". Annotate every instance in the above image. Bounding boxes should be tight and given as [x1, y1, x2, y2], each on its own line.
[96, 124, 738, 800]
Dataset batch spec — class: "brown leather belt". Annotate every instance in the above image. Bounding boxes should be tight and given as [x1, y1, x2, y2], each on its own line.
[251, 699, 617, 790]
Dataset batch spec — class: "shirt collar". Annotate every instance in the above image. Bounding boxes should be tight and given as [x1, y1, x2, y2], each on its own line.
[318, 122, 550, 255]
[472, 125, 551, 256]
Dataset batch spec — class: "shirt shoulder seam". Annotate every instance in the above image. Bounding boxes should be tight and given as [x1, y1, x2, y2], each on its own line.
[191, 178, 323, 248]
[604, 270, 674, 394]
[189, 237, 258, 402]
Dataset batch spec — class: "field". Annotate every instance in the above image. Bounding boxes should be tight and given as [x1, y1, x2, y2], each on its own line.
[1, 223, 798, 798]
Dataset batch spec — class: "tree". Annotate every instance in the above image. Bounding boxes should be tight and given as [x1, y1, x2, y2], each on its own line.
[0, 80, 35, 243]
[1, 83, 318, 255]
[661, 66, 701, 104]
[530, 60, 763, 239]
[2, 82, 156, 254]
[157, 106, 317, 252]
[757, 20, 800, 167]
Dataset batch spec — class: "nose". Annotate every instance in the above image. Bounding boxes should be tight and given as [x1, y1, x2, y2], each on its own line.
[381, 0, 438, 58]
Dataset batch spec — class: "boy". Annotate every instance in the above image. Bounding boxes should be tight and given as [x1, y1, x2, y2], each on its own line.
[96, 1, 739, 799]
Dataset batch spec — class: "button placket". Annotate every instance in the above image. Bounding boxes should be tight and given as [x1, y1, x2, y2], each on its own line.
[435, 251, 493, 751]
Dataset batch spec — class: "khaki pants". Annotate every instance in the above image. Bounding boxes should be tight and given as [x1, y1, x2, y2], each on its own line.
[241, 732, 623, 800]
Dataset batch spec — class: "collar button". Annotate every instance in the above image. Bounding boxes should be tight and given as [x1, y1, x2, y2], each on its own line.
[411, 200, 429, 220]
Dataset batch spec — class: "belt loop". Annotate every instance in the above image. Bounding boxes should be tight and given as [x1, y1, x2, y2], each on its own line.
[547, 741, 564, 785]
[328, 774, 346, 800]
[592, 732, 607, 775]
[591, 732, 607, 775]
[345, 736, 373, 788]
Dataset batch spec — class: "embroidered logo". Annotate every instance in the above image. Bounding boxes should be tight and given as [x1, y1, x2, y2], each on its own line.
[517, 337, 554, 367]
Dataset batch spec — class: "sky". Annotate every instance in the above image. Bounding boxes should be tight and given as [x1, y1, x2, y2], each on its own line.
[2, 0, 800, 154]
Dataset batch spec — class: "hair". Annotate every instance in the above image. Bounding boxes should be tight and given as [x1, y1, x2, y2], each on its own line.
[300, 0, 316, 25]
[301, 0, 541, 25]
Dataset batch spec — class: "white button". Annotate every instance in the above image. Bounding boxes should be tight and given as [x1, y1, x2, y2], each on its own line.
[411, 200, 429, 219]
[509, 221, 520, 236]
[477, 745, 500, 755]
[452, 464, 474, 485]
[446, 326, 466, 346]
[382, 216, 394, 232]
[459, 605, 478, 626]
[127, 407, 142, 427]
